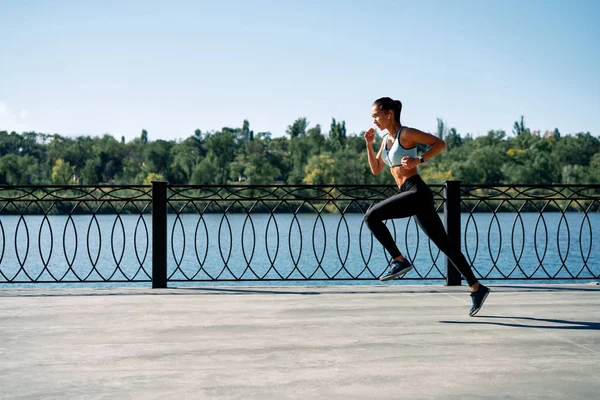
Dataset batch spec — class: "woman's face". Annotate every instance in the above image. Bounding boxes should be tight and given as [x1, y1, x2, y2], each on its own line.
[371, 105, 392, 132]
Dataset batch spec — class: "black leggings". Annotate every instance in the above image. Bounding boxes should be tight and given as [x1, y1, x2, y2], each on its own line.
[363, 175, 478, 286]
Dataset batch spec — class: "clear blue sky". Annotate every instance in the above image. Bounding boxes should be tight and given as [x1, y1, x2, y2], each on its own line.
[1, 0, 599, 141]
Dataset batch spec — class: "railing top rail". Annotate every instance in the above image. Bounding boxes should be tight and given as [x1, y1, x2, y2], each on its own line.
[459, 185, 600, 200]
[0, 185, 151, 188]
[1, 183, 598, 188]
[462, 184, 600, 188]
[0, 186, 153, 203]
[167, 184, 435, 188]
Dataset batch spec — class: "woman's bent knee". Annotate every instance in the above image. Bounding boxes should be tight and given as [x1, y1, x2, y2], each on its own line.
[363, 209, 377, 227]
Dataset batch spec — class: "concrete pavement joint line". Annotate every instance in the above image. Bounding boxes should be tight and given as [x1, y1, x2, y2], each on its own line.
[440, 290, 600, 356]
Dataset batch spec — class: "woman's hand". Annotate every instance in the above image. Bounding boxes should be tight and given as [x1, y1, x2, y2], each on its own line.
[401, 156, 420, 169]
[364, 128, 376, 144]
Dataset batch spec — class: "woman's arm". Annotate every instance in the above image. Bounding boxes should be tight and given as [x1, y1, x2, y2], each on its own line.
[365, 128, 386, 175]
[400, 128, 447, 169]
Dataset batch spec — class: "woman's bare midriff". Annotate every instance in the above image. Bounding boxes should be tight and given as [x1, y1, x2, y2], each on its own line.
[390, 166, 418, 188]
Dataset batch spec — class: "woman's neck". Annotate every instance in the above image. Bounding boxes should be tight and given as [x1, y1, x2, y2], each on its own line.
[387, 122, 401, 138]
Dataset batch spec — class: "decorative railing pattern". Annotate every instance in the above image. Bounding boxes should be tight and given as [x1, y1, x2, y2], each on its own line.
[164, 184, 447, 283]
[459, 184, 600, 280]
[1, 182, 599, 286]
[0, 186, 152, 283]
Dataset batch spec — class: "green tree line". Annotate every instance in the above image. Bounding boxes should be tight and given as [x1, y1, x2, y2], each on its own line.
[1, 116, 599, 186]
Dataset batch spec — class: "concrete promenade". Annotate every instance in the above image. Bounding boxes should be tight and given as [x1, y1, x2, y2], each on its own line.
[1, 284, 600, 399]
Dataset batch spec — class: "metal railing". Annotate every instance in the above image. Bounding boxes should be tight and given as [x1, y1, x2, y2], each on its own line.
[162, 183, 449, 285]
[458, 184, 600, 280]
[0, 186, 152, 284]
[1, 182, 599, 287]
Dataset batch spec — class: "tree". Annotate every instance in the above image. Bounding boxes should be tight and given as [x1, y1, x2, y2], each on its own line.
[103, 160, 118, 182]
[329, 118, 346, 151]
[444, 128, 463, 150]
[0, 154, 45, 184]
[236, 154, 281, 184]
[256, 131, 272, 141]
[242, 119, 253, 141]
[91, 134, 126, 183]
[288, 135, 312, 184]
[205, 130, 237, 184]
[0, 119, 595, 187]
[327, 118, 346, 152]
[190, 156, 219, 185]
[171, 137, 205, 182]
[307, 124, 325, 155]
[332, 149, 372, 185]
[551, 132, 599, 167]
[588, 153, 600, 183]
[512, 116, 528, 136]
[143, 140, 173, 178]
[419, 166, 453, 184]
[143, 172, 164, 185]
[286, 117, 309, 139]
[436, 118, 447, 139]
[303, 153, 336, 185]
[0, 131, 23, 156]
[81, 158, 100, 184]
[502, 136, 554, 184]
[265, 138, 289, 182]
[454, 147, 507, 184]
[561, 165, 587, 185]
[51, 158, 76, 184]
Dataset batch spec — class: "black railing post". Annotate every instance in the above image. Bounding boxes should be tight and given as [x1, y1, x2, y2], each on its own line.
[152, 181, 168, 288]
[444, 180, 462, 286]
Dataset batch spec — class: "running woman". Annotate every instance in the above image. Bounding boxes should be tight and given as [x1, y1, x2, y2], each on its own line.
[363, 97, 490, 316]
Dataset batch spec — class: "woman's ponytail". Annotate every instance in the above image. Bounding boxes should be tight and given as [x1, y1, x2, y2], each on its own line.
[373, 97, 402, 123]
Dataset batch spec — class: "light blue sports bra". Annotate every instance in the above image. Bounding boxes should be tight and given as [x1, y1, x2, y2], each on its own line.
[382, 126, 417, 167]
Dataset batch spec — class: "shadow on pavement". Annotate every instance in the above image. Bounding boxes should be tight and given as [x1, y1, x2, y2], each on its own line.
[0, 287, 323, 297]
[489, 284, 600, 292]
[176, 287, 322, 295]
[439, 315, 600, 330]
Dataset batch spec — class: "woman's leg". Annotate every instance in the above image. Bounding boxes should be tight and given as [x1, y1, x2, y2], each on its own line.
[414, 207, 479, 287]
[363, 189, 421, 259]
